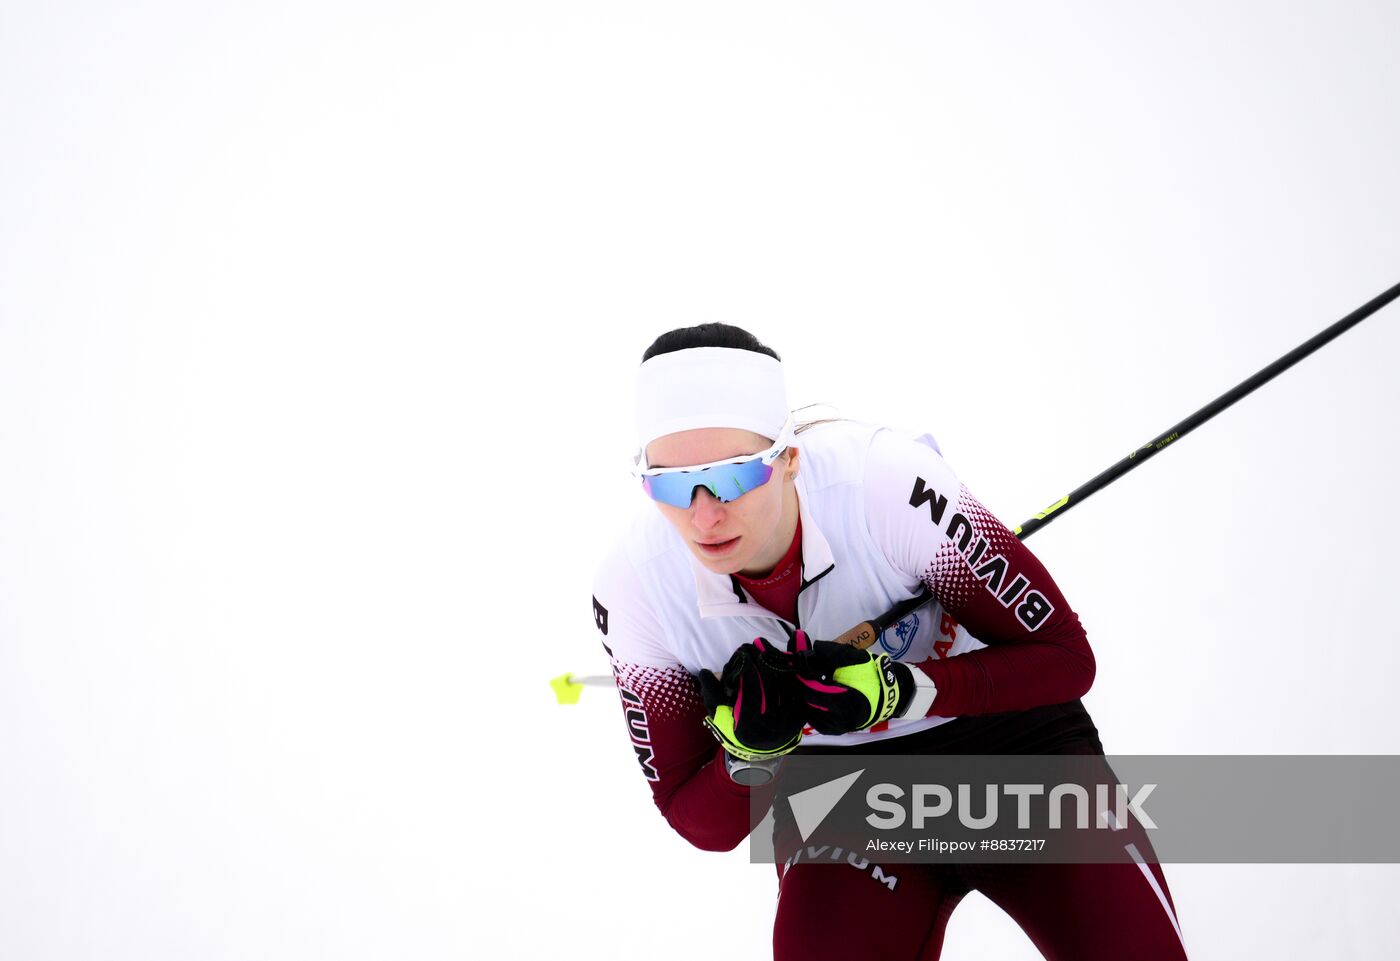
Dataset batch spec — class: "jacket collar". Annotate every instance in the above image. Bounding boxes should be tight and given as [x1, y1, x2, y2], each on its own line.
[688, 470, 834, 619]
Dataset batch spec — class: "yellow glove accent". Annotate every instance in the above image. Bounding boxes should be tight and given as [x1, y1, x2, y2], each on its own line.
[832, 653, 902, 728]
[704, 705, 803, 762]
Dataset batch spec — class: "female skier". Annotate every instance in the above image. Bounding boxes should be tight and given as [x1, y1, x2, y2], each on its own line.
[591, 323, 1187, 960]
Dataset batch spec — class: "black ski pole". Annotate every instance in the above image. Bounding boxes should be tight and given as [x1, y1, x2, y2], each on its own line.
[1012, 279, 1400, 539]
[831, 279, 1400, 651]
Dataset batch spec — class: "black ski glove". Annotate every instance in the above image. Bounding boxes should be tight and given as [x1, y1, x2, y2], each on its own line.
[788, 629, 915, 736]
[699, 638, 806, 761]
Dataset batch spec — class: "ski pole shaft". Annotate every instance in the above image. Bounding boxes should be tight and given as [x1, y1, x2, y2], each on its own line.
[1012, 280, 1400, 539]
[832, 280, 1400, 651]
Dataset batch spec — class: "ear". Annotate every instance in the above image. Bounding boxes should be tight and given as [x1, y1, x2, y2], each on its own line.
[783, 446, 800, 481]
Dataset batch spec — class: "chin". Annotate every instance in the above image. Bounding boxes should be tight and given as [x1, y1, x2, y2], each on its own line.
[695, 551, 746, 576]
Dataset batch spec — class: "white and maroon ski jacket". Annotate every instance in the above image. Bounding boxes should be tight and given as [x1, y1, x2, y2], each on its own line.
[590, 420, 1094, 850]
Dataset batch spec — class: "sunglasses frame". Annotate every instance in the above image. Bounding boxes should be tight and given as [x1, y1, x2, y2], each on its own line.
[633, 415, 796, 506]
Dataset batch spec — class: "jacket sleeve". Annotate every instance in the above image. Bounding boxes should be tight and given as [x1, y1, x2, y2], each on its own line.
[863, 430, 1095, 717]
[591, 545, 753, 852]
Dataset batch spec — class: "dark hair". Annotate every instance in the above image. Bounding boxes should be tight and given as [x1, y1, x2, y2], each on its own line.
[641, 323, 780, 362]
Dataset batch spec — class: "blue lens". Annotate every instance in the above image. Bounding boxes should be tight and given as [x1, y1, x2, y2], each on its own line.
[642, 458, 776, 508]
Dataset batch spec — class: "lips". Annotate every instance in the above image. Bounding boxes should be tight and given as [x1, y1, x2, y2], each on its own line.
[697, 536, 740, 556]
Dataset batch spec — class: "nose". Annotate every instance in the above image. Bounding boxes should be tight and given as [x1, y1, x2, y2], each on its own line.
[690, 486, 726, 530]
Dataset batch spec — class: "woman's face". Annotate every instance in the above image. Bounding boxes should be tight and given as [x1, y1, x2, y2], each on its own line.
[645, 427, 801, 577]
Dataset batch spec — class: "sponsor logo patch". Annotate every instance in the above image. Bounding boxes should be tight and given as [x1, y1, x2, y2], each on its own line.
[878, 613, 920, 659]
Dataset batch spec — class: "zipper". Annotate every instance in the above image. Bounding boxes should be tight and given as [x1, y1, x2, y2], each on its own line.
[791, 561, 835, 631]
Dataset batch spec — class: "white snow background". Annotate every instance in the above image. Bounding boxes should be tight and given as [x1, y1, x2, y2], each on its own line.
[2, 2, 1398, 958]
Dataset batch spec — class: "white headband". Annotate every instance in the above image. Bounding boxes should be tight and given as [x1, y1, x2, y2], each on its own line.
[635, 346, 790, 455]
